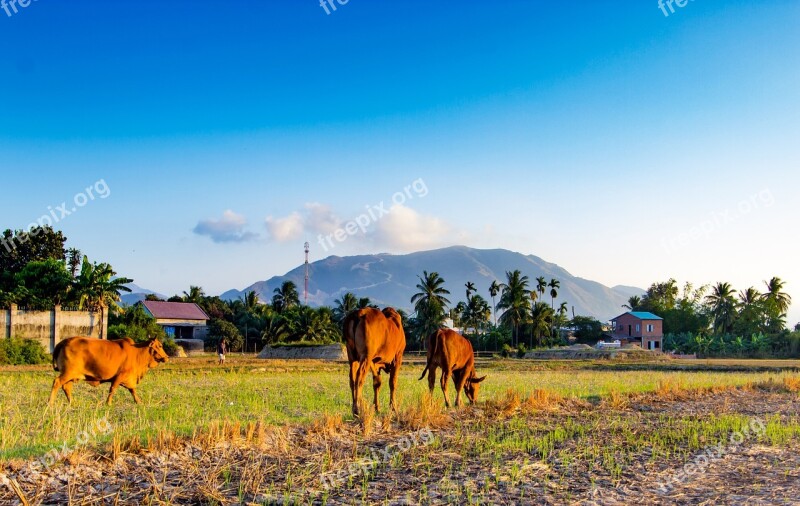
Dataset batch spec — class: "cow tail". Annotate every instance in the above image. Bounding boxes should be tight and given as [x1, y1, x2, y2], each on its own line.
[418, 330, 440, 381]
[52, 339, 67, 371]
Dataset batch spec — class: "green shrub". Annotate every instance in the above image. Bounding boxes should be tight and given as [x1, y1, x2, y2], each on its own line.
[0, 338, 50, 365]
[516, 343, 528, 358]
[207, 319, 243, 352]
[501, 343, 515, 358]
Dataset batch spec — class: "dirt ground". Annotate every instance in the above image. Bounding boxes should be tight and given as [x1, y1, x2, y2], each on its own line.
[2, 386, 799, 505]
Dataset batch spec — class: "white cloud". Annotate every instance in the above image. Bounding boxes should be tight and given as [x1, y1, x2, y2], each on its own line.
[193, 210, 258, 243]
[371, 204, 467, 252]
[304, 202, 342, 234]
[265, 212, 304, 242]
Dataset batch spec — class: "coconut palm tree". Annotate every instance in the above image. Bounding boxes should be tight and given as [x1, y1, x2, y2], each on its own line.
[66, 248, 82, 278]
[548, 279, 560, 309]
[461, 294, 491, 337]
[272, 281, 300, 313]
[357, 297, 376, 309]
[623, 295, 643, 311]
[762, 277, 791, 331]
[529, 302, 554, 348]
[182, 286, 205, 304]
[536, 277, 547, 306]
[488, 280, 500, 325]
[497, 270, 531, 347]
[705, 282, 738, 334]
[465, 281, 476, 301]
[260, 309, 288, 345]
[410, 271, 451, 339]
[241, 291, 259, 312]
[333, 292, 358, 324]
[72, 257, 132, 339]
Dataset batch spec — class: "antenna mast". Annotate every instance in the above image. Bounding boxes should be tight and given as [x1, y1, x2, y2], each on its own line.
[304, 241, 310, 305]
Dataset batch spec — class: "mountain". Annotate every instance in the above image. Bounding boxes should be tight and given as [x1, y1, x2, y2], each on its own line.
[221, 246, 641, 321]
[120, 283, 166, 307]
[611, 285, 647, 299]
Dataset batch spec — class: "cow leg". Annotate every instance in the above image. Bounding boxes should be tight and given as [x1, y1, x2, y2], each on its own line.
[372, 365, 383, 413]
[453, 370, 468, 408]
[349, 361, 360, 416]
[125, 386, 142, 404]
[49, 376, 64, 406]
[106, 378, 123, 406]
[353, 359, 370, 416]
[427, 363, 437, 396]
[440, 369, 452, 408]
[389, 354, 402, 413]
[62, 380, 75, 404]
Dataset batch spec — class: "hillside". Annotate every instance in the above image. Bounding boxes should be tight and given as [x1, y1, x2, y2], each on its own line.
[221, 246, 642, 321]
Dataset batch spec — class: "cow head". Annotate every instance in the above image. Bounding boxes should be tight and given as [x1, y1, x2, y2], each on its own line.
[148, 339, 169, 366]
[464, 372, 487, 404]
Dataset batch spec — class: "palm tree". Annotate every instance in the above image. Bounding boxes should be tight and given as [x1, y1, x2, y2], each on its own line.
[739, 287, 760, 306]
[357, 297, 376, 309]
[529, 302, 554, 348]
[623, 295, 643, 311]
[488, 280, 500, 326]
[333, 292, 359, 324]
[497, 270, 531, 347]
[72, 257, 132, 339]
[410, 271, 451, 339]
[272, 281, 300, 313]
[548, 279, 560, 309]
[536, 277, 547, 306]
[260, 309, 288, 345]
[705, 282, 738, 334]
[66, 248, 82, 277]
[762, 277, 791, 332]
[182, 286, 205, 304]
[241, 291, 259, 312]
[465, 281, 476, 301]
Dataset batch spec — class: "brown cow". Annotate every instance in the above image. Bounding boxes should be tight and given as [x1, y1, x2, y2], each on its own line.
[419, 329, 486, 407]
[344, 307, 406, 416]
[49, 336, 169, 406]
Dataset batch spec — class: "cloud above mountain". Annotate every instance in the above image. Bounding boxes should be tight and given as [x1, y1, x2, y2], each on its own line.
[193, 210, 258, 243]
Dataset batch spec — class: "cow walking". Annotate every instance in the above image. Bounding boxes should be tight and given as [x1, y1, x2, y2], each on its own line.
[419, 329, 486, 407]
[49, 336, 169, 406]
[344, 307, 406, 416]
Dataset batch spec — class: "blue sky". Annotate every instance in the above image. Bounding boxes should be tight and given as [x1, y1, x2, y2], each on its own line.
[1, 0, 798, 323]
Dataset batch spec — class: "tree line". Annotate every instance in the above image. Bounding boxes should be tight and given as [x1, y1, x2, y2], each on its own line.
[625, 278, 797, 357]
[3, 226, 795, 358]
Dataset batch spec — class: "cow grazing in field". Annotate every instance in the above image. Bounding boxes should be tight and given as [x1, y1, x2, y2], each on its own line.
[344, 307, 406, 416]
[419, 329, 486, 407]
[49, 336, 169, 406]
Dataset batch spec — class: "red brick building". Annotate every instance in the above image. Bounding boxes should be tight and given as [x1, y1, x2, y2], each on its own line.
[611, 311, 663, 350]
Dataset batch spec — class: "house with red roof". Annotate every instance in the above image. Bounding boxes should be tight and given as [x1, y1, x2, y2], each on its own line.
[139, 301, 209, 340]
[610, 311, 663, 351]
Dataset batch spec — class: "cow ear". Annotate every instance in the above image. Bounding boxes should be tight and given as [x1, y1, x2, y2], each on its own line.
[471, 375, 487, 383]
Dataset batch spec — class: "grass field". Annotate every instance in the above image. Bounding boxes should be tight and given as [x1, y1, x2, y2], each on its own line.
[2, 356, 800, 504]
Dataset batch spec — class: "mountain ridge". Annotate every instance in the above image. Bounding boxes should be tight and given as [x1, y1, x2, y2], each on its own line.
[221, 246, 643, 321]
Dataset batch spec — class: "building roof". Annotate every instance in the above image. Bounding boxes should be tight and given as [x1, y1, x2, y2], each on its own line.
[612, 311, 663, 321]
[141, 301, 209, 321]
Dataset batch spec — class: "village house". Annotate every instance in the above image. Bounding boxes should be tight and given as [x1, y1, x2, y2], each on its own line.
[139, 301, 209, 340]
[610, 311, 664, 351]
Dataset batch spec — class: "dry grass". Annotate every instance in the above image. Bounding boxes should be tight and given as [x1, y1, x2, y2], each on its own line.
[783, 376, 800, 392]
[3, 376, 800, 505]
[396, 392, 451, 430]
[523, 388, 563, 412]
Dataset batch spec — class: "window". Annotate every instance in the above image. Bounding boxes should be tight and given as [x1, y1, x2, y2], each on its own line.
[636, 324, 641, 332]
[646, 324, 654, 332]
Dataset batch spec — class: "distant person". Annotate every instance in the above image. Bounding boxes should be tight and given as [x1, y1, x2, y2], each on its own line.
[217, 339, 227, 365]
